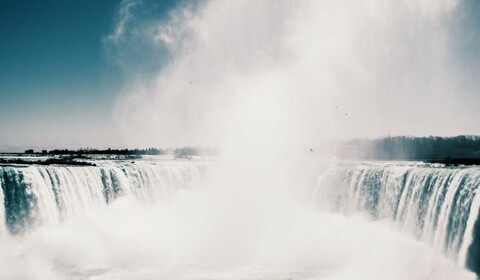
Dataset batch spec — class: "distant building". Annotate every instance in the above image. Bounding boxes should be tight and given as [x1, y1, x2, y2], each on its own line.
[24, 149, 34, 154]
[41, 150, 48, 154]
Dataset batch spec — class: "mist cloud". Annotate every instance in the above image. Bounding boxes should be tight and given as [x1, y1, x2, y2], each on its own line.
[107, 0, 478, 155]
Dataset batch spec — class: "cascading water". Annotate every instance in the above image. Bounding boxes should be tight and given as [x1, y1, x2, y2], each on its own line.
[0, 160, 202, 236]
[314, 162, 480, 274]
[0, 158, 476, 280]
[0, 181, 7, 236]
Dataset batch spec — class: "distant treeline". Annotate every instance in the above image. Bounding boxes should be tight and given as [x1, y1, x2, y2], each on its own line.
[21, 135, 480, 162]
[338, 136, 480, 160]
[48, 148, 165, 155]
[24, 147, 216, 157]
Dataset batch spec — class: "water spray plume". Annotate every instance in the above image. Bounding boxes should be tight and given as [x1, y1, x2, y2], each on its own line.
[112, 0, 471, 156]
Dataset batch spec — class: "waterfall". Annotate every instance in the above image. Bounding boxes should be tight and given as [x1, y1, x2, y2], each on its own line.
[0, 161, 203, 235]
[0, 178, 6, 236]
[314, 162, 480, 270]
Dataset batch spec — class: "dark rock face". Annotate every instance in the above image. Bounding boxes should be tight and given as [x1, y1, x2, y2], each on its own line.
[467, 211, 480, 275]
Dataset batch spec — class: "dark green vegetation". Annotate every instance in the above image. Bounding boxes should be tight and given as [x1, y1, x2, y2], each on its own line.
[337, 136, 480, 164]
[0, 156, 96, 167]
[22, 147, 216, 157]
[0, 147, 217, 166]
[34, 148, 165, 156]
[13, 136, 480, 165]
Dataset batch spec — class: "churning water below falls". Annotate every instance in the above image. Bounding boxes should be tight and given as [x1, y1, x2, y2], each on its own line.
[0, 157, 479, 280]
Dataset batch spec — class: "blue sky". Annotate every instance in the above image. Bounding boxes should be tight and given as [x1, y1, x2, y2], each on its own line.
[1, 0, 480, 151]
[0, 0, 177, 150]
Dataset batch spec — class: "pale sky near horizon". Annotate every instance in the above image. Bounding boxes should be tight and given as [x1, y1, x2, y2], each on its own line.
[1, 0, 480, 152]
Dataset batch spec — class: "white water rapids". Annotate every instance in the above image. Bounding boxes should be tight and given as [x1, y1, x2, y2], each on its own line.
[0, 158, 477, 280]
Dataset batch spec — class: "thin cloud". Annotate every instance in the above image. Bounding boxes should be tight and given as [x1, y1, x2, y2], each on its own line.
[104, 0, 141, 44]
